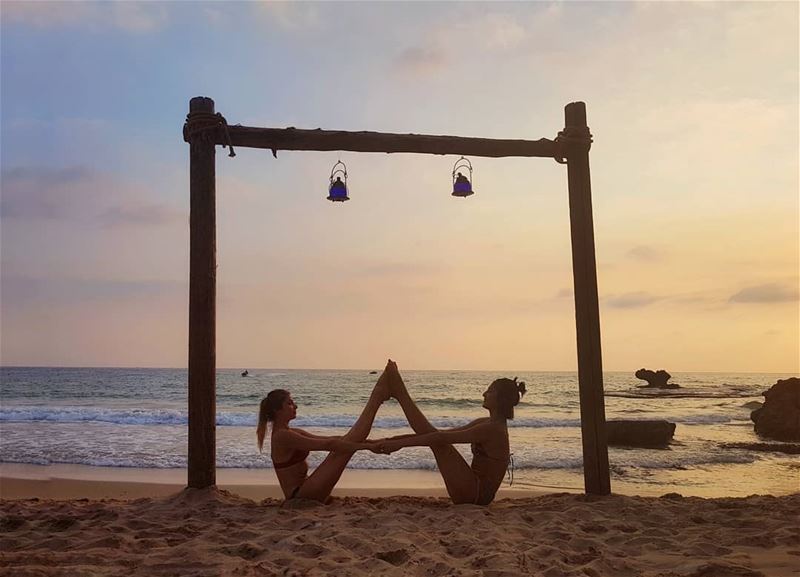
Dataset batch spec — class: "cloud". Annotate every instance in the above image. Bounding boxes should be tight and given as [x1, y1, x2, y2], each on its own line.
[99, 204, 185, 227]
[0, 166, 99, 219]
[111, 2, 168, 33]
[390, 10, 531, 78]
[729, 283, 800, 304]
[0, 2, 93, 28]
[482, 13, 527, 50]
[627, 245, 663, 262]
[1, 276, 185, 306]
[1, 166, 183, 226]
[605, 292, 661, 309]
[393, 44, 450, 77]
[357, 261, 445, 278]
[1, 1, 168, 32]
[254, 1, 321, 31]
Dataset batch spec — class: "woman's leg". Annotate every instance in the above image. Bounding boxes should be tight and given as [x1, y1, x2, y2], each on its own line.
[386, 362, 478, 504]
[294, 367, 389, 502]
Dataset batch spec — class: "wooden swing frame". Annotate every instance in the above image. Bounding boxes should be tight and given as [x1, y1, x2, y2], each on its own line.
[182, 96, 611, 495]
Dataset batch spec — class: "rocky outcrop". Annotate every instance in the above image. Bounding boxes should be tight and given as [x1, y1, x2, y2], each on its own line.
[606, 420, 676, 448]
[750, 377, 800, 441]
[635, 368, 680, 389]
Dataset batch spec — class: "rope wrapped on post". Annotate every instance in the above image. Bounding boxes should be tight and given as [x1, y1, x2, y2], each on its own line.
[553, 126, 592, 165]
[183, 111, 236, 157]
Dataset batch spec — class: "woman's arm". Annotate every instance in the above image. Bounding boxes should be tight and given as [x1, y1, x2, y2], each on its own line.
[444, 417, 489, 433]
[293, 429, 343, 441]
[274, 429, 370, 453]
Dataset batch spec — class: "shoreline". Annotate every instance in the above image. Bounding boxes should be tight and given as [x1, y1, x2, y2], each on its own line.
[2, 462, 795, 502]
[0, 463, 563, 501]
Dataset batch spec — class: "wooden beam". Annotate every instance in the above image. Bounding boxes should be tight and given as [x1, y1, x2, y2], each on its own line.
[187, 96, 217, 489]
[564, 101, 611, 495]
[217, 126, 560, 158]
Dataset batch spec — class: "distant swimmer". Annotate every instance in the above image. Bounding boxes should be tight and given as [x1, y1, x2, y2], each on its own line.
[242, 370, 249, 377]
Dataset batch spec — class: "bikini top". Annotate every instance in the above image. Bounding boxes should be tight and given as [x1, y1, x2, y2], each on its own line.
[471, 442, 509, 463]
[472, 443, 516, 486]
[272, 449, 309, 470]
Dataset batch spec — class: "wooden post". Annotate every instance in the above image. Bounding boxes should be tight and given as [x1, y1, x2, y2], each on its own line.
[564, 102, 611, 495]
[186, 97, 217, 488]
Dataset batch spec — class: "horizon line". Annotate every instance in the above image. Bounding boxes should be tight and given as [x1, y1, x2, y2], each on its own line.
[0, 365, 797, 375]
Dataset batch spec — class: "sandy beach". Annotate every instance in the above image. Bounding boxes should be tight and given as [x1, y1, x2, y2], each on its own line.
[2, 465, 798, 577]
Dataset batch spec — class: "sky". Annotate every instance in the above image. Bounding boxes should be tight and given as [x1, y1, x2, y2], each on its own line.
[1, 1, 798, 372]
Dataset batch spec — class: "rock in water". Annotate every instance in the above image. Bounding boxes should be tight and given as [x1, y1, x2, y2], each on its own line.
[634, 368, 680, 389]
[750, 377, 800, 441]
[606, 420, 676, 448]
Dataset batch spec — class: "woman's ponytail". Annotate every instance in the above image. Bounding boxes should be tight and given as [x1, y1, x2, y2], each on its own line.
[256, 389, 289, 452]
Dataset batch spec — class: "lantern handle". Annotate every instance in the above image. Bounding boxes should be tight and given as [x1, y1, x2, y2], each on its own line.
[452, 156, 473, 185]
[330, 160, 348, 182]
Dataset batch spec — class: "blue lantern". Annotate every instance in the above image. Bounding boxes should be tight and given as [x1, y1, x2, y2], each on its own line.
[452, 156, 474, 197]
[327, 160, 349, 202]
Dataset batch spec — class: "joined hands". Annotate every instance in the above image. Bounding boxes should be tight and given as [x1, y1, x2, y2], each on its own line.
[367, 439, 401, 454]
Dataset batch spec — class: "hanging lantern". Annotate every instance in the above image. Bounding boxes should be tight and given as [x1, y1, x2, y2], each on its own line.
[327, 160, 349, 202]
[451, 156, 474, 197]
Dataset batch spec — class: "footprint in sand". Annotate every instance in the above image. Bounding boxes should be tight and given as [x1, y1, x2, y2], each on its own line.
[375, 548, 410, 566]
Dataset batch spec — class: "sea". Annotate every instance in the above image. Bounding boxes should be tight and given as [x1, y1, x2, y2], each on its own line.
[1, 368, 797, 497]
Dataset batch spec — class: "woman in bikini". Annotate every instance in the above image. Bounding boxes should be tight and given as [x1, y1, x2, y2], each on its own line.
[256, 362, 389, 502]
[375, 361, 525, 505]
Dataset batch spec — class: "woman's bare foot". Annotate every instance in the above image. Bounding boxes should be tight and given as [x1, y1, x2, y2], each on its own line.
[385, 360, 402, 400]
[371, 361, 392, 402]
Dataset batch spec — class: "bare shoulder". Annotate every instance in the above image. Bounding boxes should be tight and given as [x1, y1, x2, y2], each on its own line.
[271, 428, 296, 442]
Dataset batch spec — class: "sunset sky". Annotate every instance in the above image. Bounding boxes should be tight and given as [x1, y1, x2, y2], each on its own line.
[1, 1, 798, 372]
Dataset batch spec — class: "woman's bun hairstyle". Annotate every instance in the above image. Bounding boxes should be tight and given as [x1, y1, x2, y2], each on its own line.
[492, 377, 527, 419]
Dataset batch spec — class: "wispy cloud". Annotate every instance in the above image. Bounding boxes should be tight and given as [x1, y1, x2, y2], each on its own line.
[1, 166, 183, 227]
[356, 261, 445, 279]
[393, 44, 449, 77]
[729, 283, 799, 304]
[254, 1, 321, 31]
[111, 2, 168, 33]
[482, 13, 528, 51]
[555, 288, 573, 299]
[391, 10, 533, 78]
[1, 276, 185, 305]
[99, 204, 185, 228]
[605, 292, 661, 309]
[1, 2, 168, 33]
[627, 245, 664, 262]
[0, 166, 99, 219]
